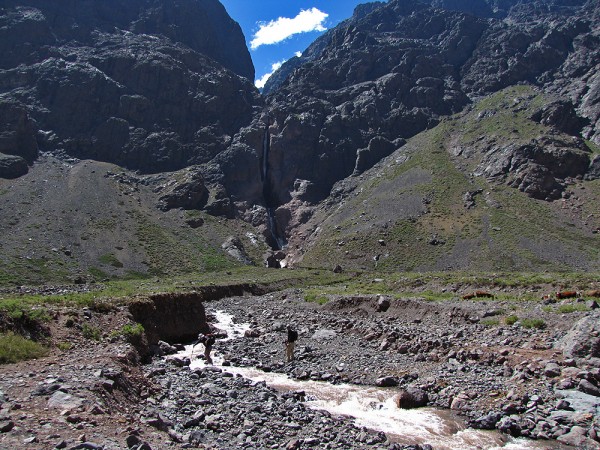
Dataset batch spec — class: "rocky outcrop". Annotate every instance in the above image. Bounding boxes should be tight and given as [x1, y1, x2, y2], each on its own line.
[456, 134, 592, 200]
[232, 0, 489, 211]
[0, 0, 260, 176]
[209, 0, 599, 246]
[0, 153, 28, 179]
[158, 168, 209, 211]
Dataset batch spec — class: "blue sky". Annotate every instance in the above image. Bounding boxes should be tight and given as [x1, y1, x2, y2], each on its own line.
[219, 0, 370, 88]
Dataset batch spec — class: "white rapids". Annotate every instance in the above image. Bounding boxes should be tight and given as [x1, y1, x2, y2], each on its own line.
[171, 310, 559, 450]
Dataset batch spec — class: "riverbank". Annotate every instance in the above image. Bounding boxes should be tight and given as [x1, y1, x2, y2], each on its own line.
[0, 279, 599, 449]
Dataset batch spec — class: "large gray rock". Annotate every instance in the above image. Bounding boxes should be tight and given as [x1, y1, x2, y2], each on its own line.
[558, 314, 600, 360]
[0, 153, 28, 179]
[47, 391, 85, 411]
[557, 426, 600, 449]
[158, 169, 209, 211]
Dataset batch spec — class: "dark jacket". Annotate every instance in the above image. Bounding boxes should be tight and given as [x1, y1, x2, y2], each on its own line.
[287, 328, 298, 343]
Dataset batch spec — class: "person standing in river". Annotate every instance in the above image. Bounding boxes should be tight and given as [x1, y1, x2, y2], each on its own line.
[285, 326, 298, 362]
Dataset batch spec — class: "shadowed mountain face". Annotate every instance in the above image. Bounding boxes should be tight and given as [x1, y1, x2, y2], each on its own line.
[0, 0, 260, 176]
[0, 0, 599, 279]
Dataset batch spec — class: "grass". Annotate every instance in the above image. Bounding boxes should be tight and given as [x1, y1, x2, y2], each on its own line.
[82, 324, 101, 341]
[57, 342, 72, 351]
[304, 293, 329, 305]
[0, 268, 598, 323]
[134, 213, 237, 275]
[556, 304, 590, 314]
[0, 333, 48, 364]
[302, 84, 600, 273]
[505, 315, 519, 326]
[109, 322, 145, 344]
[99, 253, 124, 268]
[520, 318, 546, 329]
[481, 318, 500, 326]
[0, 257, 71, 286]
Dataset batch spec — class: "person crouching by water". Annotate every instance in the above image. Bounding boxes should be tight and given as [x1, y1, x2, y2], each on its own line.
[203, 332, 216, 365]
[195, 330, 216, 365]
[286, 326, 298, 362]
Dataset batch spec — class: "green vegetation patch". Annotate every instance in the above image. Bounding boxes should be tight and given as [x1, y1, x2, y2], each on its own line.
[504, 315, 519, 326]
[556, 303, 590, 314]
[304, 293, 329, 305]
[82, 324, 101, 341]
[110, 323, 145, 344]
[0, 332, 48, 364]
[520, 318, 546, 329]
[99, 253, 124, 268]
[134, 213, 237, 275]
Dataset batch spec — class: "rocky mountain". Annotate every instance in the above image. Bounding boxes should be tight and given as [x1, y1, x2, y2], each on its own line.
[0, 0, 599, 282]
[200, 0, 599, 267]
[0, 0, 260, 177]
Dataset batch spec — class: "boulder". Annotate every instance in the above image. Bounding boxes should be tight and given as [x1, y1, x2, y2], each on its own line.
[450, 392, 471, 410]
[47, 391, 85, 411]
[558, 315, 600, 360]
[375, 376, 399, 387]
[158, 169, 209, 211]
[376, 296, 391, 312]
[557, 426, 600, 449]
[221, 236, 253, 265]
[579, 379, 600, 397]
[0, 153, 28, 179]
[394, 387, 428, 409]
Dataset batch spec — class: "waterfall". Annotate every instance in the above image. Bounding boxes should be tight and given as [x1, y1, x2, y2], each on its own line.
[261, 123, 286, 251]
[261, 125, 269, 181]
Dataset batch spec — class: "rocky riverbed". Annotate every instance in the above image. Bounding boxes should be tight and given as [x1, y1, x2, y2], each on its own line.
[0, 287, 599, 449]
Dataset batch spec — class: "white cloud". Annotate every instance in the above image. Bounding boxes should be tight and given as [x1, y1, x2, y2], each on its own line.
[295, 51, 302, 57]
[250, 8, 328, 50]
[255, 60, 285, 89]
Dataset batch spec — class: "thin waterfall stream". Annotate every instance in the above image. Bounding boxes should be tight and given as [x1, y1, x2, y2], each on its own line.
[169, 311, 561, 450]
[261, 123, 286, 251]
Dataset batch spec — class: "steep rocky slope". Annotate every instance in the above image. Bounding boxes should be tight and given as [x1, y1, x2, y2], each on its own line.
[289, 86, 600, 271]
[0, 154, 271, 284]
[0, 0, 260, 175]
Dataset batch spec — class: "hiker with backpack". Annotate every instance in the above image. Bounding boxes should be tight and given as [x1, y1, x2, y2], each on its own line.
[193, 329, 216, 365]
[285, 326, 298, 362]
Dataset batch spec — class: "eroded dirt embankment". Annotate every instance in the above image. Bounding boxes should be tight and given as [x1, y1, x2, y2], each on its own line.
[128, 283, 270, 346]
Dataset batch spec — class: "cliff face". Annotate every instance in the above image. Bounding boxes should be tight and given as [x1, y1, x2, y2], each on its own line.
[0, 0, 260, 175]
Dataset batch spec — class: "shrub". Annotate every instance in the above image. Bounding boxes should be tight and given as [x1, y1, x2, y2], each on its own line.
[504, 315, 519, 326]
[304, 293, 328, 305]
[481, 318, 499, 326]
[82, 324, 101, 341]
[557, 304, 589, 314]
[521, 318, 546, 329]
[121, 323, 144, 341]
[57, 342, 72, 351]
[0, 333, 48, 363]
[109, 323, 145, 344]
